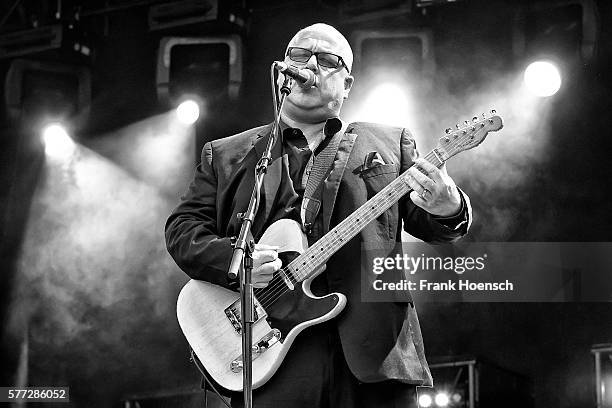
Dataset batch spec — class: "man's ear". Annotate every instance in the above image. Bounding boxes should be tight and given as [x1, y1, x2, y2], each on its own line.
[343, 75, 354, 99]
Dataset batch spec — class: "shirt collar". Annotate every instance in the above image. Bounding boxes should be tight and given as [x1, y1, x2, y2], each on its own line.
[323, 117, 343, 138]
[280, 117, 344, 141]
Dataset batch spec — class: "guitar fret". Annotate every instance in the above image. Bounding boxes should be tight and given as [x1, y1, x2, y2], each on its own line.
[424, 151, 444, 169]
[428, 151, 442, 168]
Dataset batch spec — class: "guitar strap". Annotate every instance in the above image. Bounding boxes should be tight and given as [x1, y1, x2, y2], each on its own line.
[300, 128, 344, 238]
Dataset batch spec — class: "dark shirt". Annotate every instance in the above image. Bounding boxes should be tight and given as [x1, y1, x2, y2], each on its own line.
[274, 118, 342, 240]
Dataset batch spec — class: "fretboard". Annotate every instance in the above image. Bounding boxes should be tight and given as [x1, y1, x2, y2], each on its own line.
[285, 149, 445, 282]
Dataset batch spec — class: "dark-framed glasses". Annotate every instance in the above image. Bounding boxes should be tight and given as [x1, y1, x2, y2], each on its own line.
[286, 47, 350, 73]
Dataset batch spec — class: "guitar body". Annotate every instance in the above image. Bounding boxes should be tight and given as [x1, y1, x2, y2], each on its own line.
[176, 219, 347, 392]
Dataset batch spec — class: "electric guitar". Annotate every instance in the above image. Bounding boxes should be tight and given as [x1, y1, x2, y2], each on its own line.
[176, 113, 503, 392]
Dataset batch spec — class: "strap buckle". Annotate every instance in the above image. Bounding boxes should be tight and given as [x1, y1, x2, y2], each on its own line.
[302, 222, 313, 235]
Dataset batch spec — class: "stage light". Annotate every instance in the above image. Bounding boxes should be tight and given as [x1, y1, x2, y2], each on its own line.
[351, 29, 435, 91]
[156, 35, 243, 105]
[524, 61, 562, 97]
[42, 123, 75, 160]
[434, 392, 450, 407]
[512, 1, 598, 63]
[5, 59, 91, 124]
[418, 393, 433, 407]
[176, 100, 200, 125]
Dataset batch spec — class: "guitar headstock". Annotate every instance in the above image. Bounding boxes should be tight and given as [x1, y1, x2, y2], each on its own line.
[436, 111, 503, 160]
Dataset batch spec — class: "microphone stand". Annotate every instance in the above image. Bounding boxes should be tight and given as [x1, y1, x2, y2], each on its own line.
[226, 72, 293, 408]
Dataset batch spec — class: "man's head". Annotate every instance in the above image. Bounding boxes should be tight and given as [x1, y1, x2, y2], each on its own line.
[281, 23, 354, 124]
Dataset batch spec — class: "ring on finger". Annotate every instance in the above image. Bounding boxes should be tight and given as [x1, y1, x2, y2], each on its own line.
[419, 188, 431, 201]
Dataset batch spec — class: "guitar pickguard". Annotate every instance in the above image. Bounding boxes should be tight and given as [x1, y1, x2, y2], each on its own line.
[263, 280, 341, 340]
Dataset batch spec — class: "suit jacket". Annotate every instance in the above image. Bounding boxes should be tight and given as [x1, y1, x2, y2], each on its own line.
[165, 121, 471, 387]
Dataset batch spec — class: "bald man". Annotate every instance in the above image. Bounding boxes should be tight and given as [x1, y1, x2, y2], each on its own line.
[166, 23, 471, 408]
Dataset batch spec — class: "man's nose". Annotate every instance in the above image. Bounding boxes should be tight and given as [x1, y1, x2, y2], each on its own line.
[305, 54, 318, 71]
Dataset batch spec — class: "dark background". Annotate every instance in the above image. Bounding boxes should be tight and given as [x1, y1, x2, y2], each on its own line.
[1, 0, 611, 407]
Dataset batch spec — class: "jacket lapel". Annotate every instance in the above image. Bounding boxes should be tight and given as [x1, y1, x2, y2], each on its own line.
[321, 129, 358, 233]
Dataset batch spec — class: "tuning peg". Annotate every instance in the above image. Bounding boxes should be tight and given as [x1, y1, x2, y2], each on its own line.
[445, 128, 452, 134]
[491, 109, 497, 115]
[482, 113, 487, 119]
[464, 120, 470, 126]
[456, 123, 461, 129]
[472, 116, 478, 122]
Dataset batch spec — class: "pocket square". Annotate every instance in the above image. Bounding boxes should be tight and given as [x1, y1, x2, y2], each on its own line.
[354, 151, 388, 174]
[364, 151, 386, 168]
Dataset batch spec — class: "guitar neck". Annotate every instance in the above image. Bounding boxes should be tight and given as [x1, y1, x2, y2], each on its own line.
[285, 149, 444, 283]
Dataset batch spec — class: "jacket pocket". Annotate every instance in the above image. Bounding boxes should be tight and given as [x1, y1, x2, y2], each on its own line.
[361, 164, 399, 240]
[360, 163, 398, 180]
[362, 164, 398, 197]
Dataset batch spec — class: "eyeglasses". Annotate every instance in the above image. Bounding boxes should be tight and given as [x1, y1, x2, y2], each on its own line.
[286, 47, 350, 73]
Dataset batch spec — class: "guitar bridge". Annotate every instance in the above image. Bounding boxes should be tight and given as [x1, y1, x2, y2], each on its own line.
[230, 329, 282, 373]
[224, 298, 266, 334]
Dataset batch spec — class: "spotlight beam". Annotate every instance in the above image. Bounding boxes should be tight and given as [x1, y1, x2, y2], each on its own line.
[176, 99, 200, 125]
[42, 123, 75, 160]
[524, 61, 562, 97]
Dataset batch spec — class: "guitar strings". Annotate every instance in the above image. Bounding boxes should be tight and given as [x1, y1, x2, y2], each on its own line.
[253, 123, 490, 309]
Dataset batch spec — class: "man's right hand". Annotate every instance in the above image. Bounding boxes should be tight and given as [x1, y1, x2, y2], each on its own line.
[251, 243, 282, 288]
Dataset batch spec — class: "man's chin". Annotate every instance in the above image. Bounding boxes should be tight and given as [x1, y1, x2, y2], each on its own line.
[287, 92, 323, 108]
[284, 103, 334, 122]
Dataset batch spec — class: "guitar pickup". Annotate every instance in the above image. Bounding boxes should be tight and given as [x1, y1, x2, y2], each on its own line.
[230, 329, 282, 373]
[278, 269, 294, 290]
[224, 298, 267, 334]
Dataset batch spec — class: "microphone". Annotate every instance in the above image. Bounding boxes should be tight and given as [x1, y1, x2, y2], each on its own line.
[273, 61, 318, 87]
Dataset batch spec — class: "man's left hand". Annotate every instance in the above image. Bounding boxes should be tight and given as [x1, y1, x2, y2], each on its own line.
[405, 158, 462, 217]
